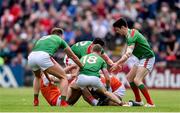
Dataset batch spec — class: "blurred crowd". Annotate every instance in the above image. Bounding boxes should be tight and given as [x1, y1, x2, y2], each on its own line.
[0, 0, 180, 69]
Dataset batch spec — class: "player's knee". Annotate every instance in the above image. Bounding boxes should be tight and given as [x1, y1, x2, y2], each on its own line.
[134, 77, 140, 85]
[126, 75, 132, 82]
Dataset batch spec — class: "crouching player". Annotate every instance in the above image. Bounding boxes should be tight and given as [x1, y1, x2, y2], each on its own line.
[74, 44, 124, 106]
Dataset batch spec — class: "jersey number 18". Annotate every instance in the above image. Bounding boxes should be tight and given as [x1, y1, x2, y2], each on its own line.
[83, 56, 97, 64]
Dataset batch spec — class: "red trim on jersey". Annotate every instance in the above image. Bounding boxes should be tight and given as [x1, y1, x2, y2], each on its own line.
[65, 56, 69, 66]
[131, 29, 135, 37]
[86, 44, 94, 54]
[144, 58, 149, 68]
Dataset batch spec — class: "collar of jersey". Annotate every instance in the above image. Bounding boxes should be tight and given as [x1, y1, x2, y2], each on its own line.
[126, 29, 131, 38]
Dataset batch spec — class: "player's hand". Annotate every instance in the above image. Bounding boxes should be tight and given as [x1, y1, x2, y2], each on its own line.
[110, 63, 118, 72]
[110, 63, 123, 73]
[109, 62, 115, 67]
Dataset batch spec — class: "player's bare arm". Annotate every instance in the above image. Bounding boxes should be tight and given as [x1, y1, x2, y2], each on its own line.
[110, 45, 134, 71]
[101, 53, 114, 66]
[64, 47, 83, 68]
[101, 68, 111, 91]
[64, 64, 78, 73]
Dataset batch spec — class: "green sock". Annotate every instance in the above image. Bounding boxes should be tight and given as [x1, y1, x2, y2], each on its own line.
[61, 96, 66, 101]
[129, 82, 136, 87]
[138, 84, 145, 89]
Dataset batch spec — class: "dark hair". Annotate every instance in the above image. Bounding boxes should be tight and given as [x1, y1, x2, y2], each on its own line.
[92, 44, 103, 53]
[113, 18, 128, 28]
[51, 27, 64, 35]
[93, 38, 105, 47]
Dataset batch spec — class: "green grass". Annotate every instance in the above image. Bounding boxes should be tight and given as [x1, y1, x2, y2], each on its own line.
[0, 88, 180, 112]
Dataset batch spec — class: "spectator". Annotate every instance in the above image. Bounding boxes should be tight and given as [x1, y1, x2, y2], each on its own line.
[0, 0, 180, 85]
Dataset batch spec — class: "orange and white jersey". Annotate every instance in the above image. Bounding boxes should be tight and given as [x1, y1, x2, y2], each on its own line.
[100, 76, 126, 98]
[40, 75, 61, 106]
[100, 76, 122, 92]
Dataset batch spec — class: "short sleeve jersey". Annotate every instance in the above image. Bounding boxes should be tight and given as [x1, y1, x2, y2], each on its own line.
[79, 53, 107, 77]
[32, 35, 68, 56]
[71, 41, 92, 59]
[71, 41, 105, 59]
[126, 29, 155, 59]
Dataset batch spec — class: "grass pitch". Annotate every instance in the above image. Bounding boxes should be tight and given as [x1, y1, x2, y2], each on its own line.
[0, 88, 180, 112]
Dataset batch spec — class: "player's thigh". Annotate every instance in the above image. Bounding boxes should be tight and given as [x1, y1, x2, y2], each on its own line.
[96, 87, 107, 95]
[76, 75, 104, 90]
[90, 76, 104, 89]
[28, 52, 40, 71]
[76, 74, 89, 88]
[33, 69, 42, 78]
[134, 57, 155, 82]
[134, 66, 149, 84]
[44, 60, 66, 79]
[33, 51, 55, 71]
[138, 57, 155, 72]
[126, 65, 138, 82]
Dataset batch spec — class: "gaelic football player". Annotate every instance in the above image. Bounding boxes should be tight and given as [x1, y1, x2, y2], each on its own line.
[111, 18, 155, 107]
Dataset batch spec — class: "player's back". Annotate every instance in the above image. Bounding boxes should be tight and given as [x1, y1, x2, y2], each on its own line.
[79, 53, 107, 78]
[32, 35, 67, 56]
[71, 41, 92, 59]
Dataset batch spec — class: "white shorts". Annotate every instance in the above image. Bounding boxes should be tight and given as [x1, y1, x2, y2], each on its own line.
[125, 55, 139, 69]
[28, 51, 54, 71]
[113, 84, 126, 98]
[63, 55, 75, 66]
[134, 57, 155, 72]
[76, 74, 104, 89]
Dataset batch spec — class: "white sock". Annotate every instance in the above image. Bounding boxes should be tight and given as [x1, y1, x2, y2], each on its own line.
[92, 99, 99, 106]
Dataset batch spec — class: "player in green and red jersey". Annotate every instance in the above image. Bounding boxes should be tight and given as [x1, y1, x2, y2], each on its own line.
[28, 27, 83, 107]
[75, 44, 123, 106]
[110, 18, 155, 107]
[64, 38, 114, 67]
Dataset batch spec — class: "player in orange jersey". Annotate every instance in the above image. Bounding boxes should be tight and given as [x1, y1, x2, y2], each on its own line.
[34, 64, 82, 106]
[40, 73, 82, 106]
[100, 75, 126, 100]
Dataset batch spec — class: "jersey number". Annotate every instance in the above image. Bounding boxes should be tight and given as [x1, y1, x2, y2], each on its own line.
[83, 56, 97, 64]
[39, 36, 51, 40]
[76, 42, 88, 46]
